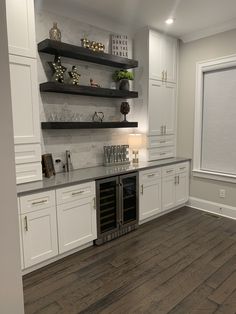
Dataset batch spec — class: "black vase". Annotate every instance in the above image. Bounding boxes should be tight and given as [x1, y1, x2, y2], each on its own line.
[119, 79, 130, 91]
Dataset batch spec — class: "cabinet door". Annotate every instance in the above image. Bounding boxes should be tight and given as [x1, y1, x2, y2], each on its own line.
[6, 0, 36, 58]
[120, 173, 138, 226]
[149, 80, 165, 135]
[162, 175, 176, 211]
[149, 30, 164, 81]
[21, 208, 58, 268]
[163, 83, 176, 135]
[140, 179, 162, 221]
[163, 36, 177, 83]
[19, 216, 24, 269]
[148, 81, 176, 136]
[57, 197, 97, 254]
[175, 172, 189, 206]
[9, 55, 40, 144]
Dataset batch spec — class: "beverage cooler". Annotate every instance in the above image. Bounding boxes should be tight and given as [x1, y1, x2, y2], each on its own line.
[95, 172, 139, 245]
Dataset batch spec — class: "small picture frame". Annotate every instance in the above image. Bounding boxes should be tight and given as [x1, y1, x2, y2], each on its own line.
[42, 154, 55, 178]
[111, 34, 129, 58]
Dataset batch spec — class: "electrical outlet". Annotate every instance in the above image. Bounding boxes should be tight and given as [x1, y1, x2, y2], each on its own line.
[219, 189, 226, 198]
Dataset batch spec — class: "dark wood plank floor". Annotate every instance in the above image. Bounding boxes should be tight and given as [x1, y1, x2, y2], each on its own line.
[23, 207, 236, 314]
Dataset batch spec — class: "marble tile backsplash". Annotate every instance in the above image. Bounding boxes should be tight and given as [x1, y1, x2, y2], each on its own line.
[35, 9, 135, 172]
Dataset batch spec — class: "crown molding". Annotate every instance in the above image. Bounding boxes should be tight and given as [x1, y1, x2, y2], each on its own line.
[180, 18, 236, 43]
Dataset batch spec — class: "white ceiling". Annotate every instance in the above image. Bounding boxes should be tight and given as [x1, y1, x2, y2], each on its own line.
[39, 0, 236, 42]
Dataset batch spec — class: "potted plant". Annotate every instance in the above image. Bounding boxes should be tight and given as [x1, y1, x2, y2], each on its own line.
[112, 69, 134, 91]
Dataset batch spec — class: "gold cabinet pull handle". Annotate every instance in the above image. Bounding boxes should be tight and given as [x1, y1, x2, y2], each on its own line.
[141, 184, 144, 195]
[24, 216, 28, 232]
[162, 70, 165, 82]
[93, 197, 96, 209]
[72, 191, 84, 196]
[174, 176, 177, 185]
[32, 199, 47, 205]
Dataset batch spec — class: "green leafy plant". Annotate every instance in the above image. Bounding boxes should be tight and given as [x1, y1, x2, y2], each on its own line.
[112, 69, 134, 82]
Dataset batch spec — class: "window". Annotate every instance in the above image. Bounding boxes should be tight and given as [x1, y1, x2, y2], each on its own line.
[193, 55, 236, 182]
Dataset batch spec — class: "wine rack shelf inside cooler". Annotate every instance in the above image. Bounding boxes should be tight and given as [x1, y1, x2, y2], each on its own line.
[99, 180, 118, 234]
[122, 176, 137, 224]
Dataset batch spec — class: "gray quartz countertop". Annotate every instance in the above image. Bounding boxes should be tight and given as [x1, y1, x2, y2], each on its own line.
[17, 157, 191, 196]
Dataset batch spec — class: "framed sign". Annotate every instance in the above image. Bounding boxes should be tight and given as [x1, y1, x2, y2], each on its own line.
[111, 34, 129, 58]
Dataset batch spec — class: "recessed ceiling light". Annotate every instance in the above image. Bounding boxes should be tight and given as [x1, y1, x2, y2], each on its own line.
[165, 18, 175, 25]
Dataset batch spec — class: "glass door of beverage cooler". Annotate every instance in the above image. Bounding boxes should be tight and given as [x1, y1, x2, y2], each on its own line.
[96, 176, 120, 236]
[120, 173, 138, 226]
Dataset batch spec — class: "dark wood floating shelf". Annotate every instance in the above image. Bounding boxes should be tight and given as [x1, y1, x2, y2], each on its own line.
[40, 82, 138, 99]
[38, 39, 138, 69]
[41, 122, 138, 129]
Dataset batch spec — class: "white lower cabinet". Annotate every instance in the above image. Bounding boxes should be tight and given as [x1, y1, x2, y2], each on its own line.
[21, 207, 58, 268]
[162, 175, 176, 211]
[175, 172, 189, 206]
[139, 162, 189, 223]
[19, 182, 97, 270]
[139, 169, 162, 221]
[162, 162, 189, 211]
[57, 196, 97, 253]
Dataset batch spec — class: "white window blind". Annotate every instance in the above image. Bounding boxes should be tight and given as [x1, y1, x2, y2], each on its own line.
[201, 67, 236, 175]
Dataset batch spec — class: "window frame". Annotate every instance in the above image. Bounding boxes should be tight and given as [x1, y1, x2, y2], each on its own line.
[193, 54, 236, 183]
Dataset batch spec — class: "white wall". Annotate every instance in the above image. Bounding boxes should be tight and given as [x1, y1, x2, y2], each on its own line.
[35, 8, 135, 172]
[0, 1, 24, 313]
[178, 28, 236, 206]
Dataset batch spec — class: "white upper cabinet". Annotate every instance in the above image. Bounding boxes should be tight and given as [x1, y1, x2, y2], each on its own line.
[148, 80, 176, 136]
[9, 55, 40, 144]
[163, 35, 178, 83]
[149, 31, 164, 81]
[6, 0, 36, 58]
[149, 29, 177, 83]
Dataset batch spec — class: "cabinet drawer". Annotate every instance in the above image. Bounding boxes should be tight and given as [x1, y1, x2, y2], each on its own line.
[162, 165, 176, 177]
[15, 144, 41, 165]
[16, 162, 42, 184]
[148, 147, 175, 161]
[140, 168, 161, 182]
[20, 190, 56, 214]
[176, 162, 189, 174]
[147, 135, 175, 148]
[56, 181, 95, 205]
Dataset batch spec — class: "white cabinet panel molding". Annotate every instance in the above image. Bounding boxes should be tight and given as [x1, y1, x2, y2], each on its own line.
[9, 55, 40, 145]
[15, 144, 41, 165]
[57, 197, 97, 254]
[15, 163, 42, 184]
[21, 207, 58, 268]
[6, 0, 36, 58]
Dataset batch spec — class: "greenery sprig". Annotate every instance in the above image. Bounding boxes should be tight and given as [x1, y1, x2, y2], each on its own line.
[112, 69, 134, 82]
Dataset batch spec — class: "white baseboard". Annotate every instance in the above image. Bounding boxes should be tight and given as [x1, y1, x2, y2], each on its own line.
[188, 197, 236, 220]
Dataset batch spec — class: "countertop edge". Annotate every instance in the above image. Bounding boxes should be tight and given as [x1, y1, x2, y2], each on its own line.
[17, 158, 191, 196]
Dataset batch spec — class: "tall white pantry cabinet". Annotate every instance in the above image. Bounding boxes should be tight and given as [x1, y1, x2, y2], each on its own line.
[6, 0, 42, 184]
[134, 28, 178, 161]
